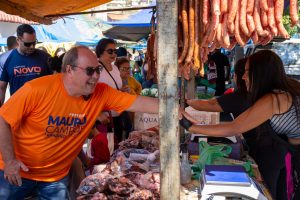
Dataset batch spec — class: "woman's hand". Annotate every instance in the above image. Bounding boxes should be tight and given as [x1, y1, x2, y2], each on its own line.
[179, 108, 199, 131]
[179, 108, 199, 123]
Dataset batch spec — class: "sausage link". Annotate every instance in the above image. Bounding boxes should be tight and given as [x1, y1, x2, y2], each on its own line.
[240, 0, 249, 36]
[178, 0, 189, 64]
[185, 0, 195, 63]
[222, 14, 230, 48]
[260, 10, 268, 27]
[290, 0, 299, 27]
[235, 5, 247, 47]
[260, 0, 269, 12]
[254, 0, 268, 36]
[274, 0, 284, 23]
[247, 0, 255, 14]
[277, 22, 290, 38]
[220, 0, 228, 13]
[267, 0, 278, 36]
[203, 0, 209, 26]
[246, 14, 256, 35]
[251, 31, 259, 44]
[193, 0, 200, 69]
[227, 0, 239, 24]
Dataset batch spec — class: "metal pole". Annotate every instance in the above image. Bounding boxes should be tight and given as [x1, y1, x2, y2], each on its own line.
[45, 6, 156, 18]
[157, 0, 180, 199]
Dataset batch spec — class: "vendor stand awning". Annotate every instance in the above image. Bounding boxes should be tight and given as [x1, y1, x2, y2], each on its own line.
[0, 11, 37, 24]
[0, 0, 112, 24]
[103, 1, 156, 42]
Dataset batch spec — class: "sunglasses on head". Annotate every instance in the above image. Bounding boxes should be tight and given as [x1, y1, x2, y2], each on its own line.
[105, 49, 117, 55]
[74, 65, 103, 76]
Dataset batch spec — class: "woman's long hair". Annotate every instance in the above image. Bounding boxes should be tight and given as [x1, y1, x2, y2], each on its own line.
[247, 50, 300, 119]
[234, 58, 248, 96]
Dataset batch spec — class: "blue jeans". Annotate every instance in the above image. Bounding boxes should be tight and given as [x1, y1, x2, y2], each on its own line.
[0, 170, 69, 200]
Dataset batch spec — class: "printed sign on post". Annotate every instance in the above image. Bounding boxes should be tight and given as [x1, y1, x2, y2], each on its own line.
[134, 112, 159, 130]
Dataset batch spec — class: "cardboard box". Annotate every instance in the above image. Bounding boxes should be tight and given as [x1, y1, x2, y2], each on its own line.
[185, 106, 220, 125]
[134, 112, 159, 130]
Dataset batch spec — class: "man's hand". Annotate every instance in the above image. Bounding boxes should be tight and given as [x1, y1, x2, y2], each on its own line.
[4, 159, 28, 186]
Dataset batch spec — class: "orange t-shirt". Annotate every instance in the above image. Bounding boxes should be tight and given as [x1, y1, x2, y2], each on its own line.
[0, 74, 137, 182]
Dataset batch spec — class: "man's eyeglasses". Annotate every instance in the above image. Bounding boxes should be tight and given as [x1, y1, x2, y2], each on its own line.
[19, 38, 38, 47]
[105, 49, 117, 55]
[74, 65, 103, 76]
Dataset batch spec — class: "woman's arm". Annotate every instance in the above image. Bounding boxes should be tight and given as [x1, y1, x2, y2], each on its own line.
[187, 98, 224, 112]
[185, 94, 275, 137]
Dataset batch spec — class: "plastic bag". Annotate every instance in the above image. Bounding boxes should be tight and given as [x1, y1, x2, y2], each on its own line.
[192, 141, 232, 179]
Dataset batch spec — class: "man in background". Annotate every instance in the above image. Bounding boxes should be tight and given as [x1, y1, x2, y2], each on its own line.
[0, 36, 18, 75]
[0, 24, 52, 106]
[210, 49, 230, 96]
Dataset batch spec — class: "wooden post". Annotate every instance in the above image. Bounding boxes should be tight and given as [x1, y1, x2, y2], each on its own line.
[157, 0, 180, 200]
[180, 76, 185, 142]
[187, 70, 195, 99]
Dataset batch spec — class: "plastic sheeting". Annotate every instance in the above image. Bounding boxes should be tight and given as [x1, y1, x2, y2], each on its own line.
[32, 16, 102, 45]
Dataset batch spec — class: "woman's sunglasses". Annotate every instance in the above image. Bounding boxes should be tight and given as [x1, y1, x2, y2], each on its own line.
[74, 65, 103, 76]
[105, 49, 117, 55]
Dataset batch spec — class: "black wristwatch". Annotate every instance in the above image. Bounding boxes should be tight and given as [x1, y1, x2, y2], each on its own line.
[180, 116, 193, 130]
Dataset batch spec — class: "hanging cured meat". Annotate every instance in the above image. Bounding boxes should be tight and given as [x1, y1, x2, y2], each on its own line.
[177, 0, 296, 78]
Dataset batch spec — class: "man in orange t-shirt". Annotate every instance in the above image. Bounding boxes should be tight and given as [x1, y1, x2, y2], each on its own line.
[0, 46, 158, 199]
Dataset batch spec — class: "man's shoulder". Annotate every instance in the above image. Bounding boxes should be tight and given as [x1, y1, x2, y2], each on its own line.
[28, 74, 59, 88]
[0, 50, 12, 64]
[0, 49, 16, 68]
[34, 49, 51, 59]
[95, 82, 111, 91]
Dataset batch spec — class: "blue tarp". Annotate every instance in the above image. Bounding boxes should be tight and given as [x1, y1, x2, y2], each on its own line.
[0, 16, 102, 46]
[107, 1, 156, 27]
[0, 38, 6, 46]
[108, 9, 154, 27]
[32, 16, 102, 45]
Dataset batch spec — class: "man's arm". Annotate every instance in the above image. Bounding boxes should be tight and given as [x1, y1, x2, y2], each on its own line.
[0, 116, 28, 186]
[0, 81, 7, 106]
[187, 98, 224, 112]
[126, 96, 159, 114]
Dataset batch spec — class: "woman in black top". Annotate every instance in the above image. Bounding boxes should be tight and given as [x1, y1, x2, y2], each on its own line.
[187, 58, 249, 118]
[181, 50, 300, 200]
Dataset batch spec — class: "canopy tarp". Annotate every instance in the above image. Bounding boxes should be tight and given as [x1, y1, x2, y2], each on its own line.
[32, 16, 102, 45]
[103, 1, 156, 42]
[0, 37, 6, 46]
[0, 0, 112, 24]
[0, 16, 103, 47]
